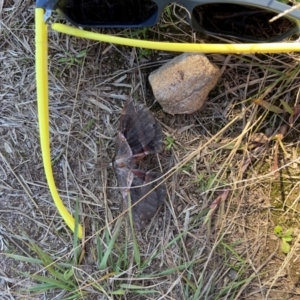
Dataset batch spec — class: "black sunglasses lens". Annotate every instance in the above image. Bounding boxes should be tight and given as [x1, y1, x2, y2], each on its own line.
[192, 4, 295, 41]
[57, 0, 158, 26]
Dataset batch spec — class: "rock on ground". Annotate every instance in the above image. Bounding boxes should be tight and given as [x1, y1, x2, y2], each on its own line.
[149, 53, 221, 114]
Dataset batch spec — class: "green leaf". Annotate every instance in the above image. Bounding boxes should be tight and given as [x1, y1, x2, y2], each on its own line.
[180, 163, 192, 172]
[282, 236, 293, 242]
[76, 49, 87, 58]
[164, 136, 175, 150]
[63, 268, 74, 281]
[253, 99, 284, 114]
[281, 240, 291, 254]
[280, 100, 294, 115]
[82, 119, 95, 133]
[58, 57, 70, 63]
[110, 289, 126, 295]
[284, 228, 293, 237]
[274, 225, 282, 236]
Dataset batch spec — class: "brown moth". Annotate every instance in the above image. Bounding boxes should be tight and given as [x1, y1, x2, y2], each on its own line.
[113, 100, 166, 230]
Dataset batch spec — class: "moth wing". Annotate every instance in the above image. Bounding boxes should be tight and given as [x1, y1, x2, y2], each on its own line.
[135, 105, 163, 154]
[119, 100, 163, 155]
[115, 166, 133, 207]
[114, 131, 132, 160]
[119, 100, 144, 155]
[130, 170, 166, 230]
[144, 171, 166, 204]
[142, 119, 163, 154]
[114, 132, 134, 206]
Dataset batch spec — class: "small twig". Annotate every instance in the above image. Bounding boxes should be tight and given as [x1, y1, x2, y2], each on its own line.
[269, 4, 300, 23]
[0, 151, 39, 210]
[233, 242, 279, 300]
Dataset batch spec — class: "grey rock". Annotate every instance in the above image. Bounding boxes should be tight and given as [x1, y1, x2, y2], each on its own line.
[149, 53, 221, 114]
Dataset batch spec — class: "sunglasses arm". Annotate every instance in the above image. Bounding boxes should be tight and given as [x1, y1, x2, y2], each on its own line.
[35, 8, 83, 239]
[52, 23, 300, 54]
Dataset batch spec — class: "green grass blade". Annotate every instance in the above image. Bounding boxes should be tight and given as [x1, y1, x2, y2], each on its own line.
[119, 284, 150, 289]
[128, 193, 140, 267]
[26, 283, 57, 292]
[253, 99, 283, 114]
[73, 195, 80, 264]
[96, 233, 103, 264]
[142, 231, 186, 268]
[30, 243, 75, 286]
[61, 295, 83, 300]
[132, 289, 160, 294]
[220, 242, 245, 263]
[193, 273, 204, 300]
[217, 275, 255, 297]
[4, 253, 72, 268]
[110, 289, 126, 295]
[4, 253, 42, 264]
[280, 99, 294, 115]
[99, 215, 123, 270]
[31, 274, 73, 291]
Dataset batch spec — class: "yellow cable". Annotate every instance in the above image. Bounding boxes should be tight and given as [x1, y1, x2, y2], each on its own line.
[52, 23, 300, 54]
[35, 9, 83, 239]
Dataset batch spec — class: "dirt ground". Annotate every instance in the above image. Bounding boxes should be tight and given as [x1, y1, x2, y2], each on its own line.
[1, 1, 300, 299]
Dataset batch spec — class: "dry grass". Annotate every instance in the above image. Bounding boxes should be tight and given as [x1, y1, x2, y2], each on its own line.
[1, 1, 300, 299]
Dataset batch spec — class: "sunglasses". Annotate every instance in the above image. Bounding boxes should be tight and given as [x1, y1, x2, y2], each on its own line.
[35, 1, 300, 239]
[37, 0, 300, 43]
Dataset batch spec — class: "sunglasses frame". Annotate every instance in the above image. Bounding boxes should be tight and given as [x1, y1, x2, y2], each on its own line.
[36, 0, 300, 42]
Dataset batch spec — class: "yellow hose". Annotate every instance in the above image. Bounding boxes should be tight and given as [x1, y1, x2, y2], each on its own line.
[52, 23, 300, 54]
[35, 9, 83, 239]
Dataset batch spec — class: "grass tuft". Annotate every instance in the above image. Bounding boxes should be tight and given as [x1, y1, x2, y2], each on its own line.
[1, 1, 300, 299]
